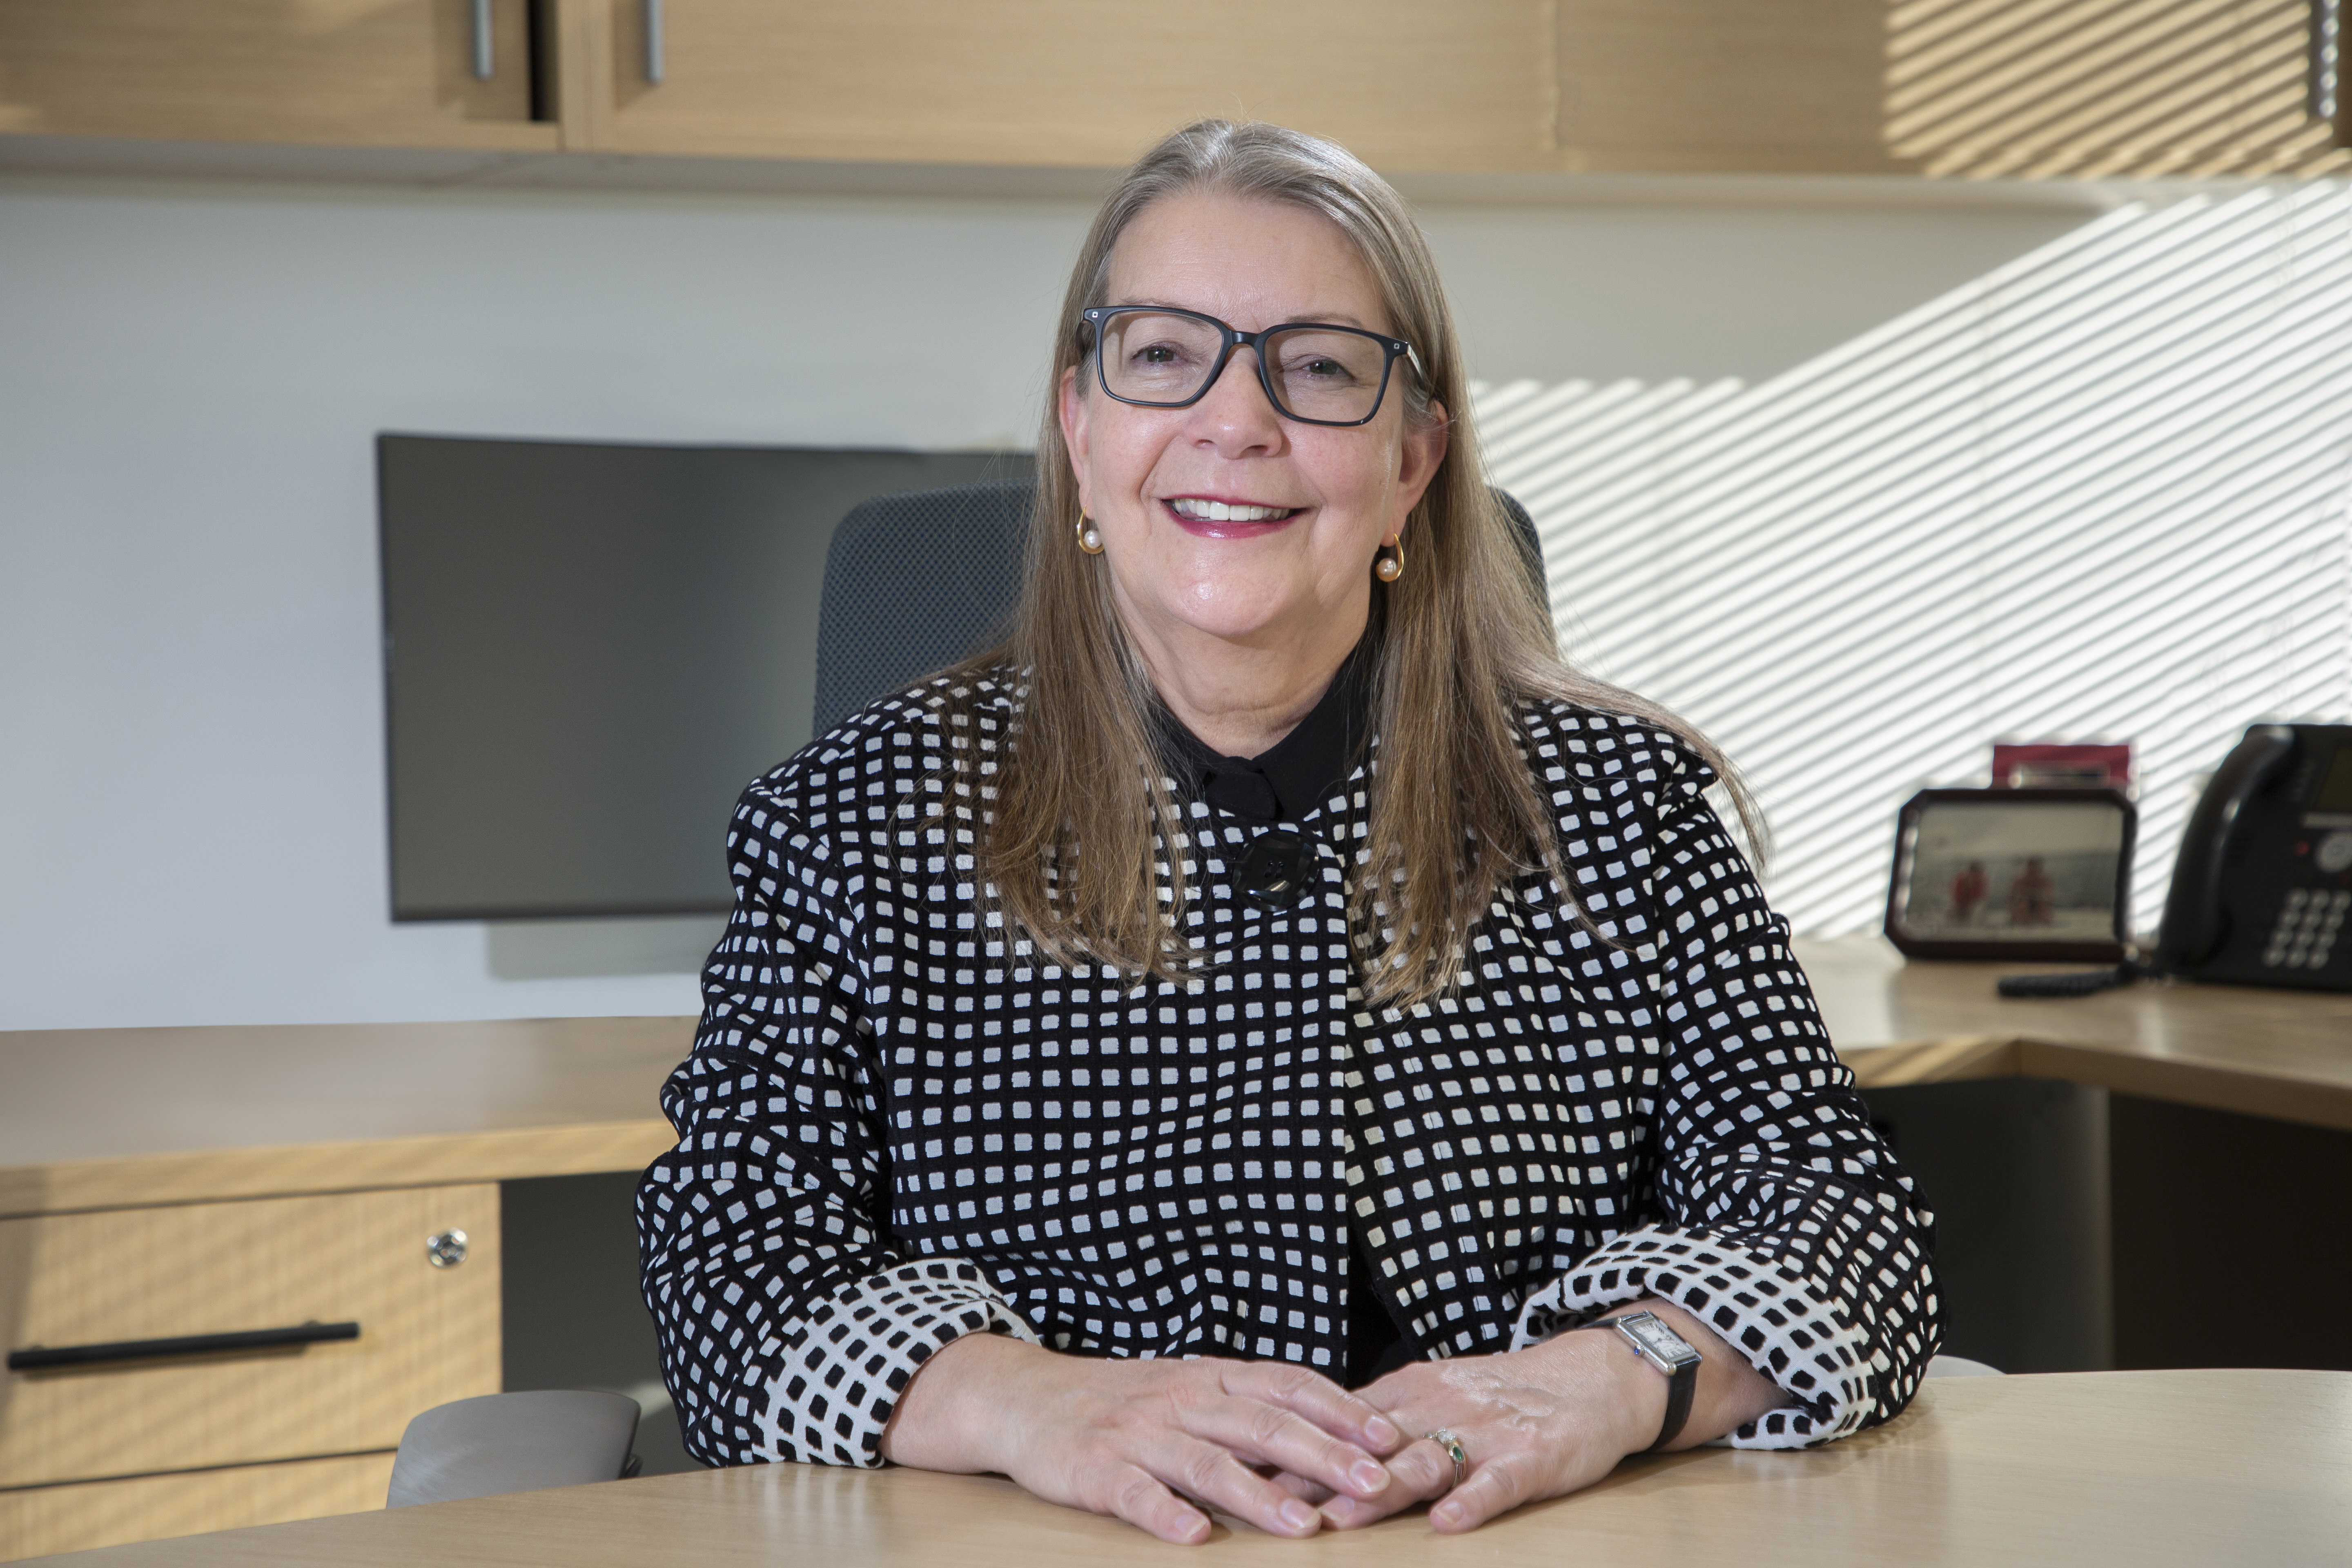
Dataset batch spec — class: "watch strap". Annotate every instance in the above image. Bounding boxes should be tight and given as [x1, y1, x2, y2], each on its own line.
[1581, 1314, 1701, 1452]
[1650, 1348, 1698, 1451]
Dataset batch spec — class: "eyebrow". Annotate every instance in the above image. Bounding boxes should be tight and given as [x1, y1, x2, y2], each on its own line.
[1111, 298, 1378, 331]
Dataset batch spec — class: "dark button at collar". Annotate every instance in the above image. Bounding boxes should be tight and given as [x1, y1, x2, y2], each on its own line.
[1237, 828, 1319, 911]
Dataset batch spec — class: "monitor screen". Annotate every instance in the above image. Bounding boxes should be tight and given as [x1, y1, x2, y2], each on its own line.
[379, 434, 1025, 921]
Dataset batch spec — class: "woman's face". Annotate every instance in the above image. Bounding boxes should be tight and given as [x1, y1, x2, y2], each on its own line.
[1058, 191, 1448, 664]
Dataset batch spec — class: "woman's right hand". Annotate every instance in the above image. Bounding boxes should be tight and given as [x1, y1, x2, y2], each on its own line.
[877, 1332, 1403, 1544]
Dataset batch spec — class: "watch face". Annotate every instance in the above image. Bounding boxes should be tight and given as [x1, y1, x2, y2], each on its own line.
[1622, 1312, 1699, 1365]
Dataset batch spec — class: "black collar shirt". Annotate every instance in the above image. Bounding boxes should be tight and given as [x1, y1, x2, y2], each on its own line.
[1150, 653, 1409, 1385]
[1154, 647, 1371, 831]
[638, 667, 1942, 1471]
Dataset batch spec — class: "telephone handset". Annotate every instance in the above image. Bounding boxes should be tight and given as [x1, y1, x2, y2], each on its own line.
[2150, 725, 2296, 976]
[2000, 722, 2352, 997]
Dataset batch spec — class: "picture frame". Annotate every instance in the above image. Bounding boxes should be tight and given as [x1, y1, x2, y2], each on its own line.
[1883, 787, 2137, 961]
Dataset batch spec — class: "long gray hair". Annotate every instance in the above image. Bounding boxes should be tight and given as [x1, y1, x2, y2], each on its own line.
[943, 118, 1760, 1004]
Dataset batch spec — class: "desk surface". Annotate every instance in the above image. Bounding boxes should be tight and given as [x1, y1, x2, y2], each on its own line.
[5, 937, 2350, 1217]
[1798, 938, 2352, 1131]
[0, 1016, 693, 1216]
[29, 1370, 2352, 1568]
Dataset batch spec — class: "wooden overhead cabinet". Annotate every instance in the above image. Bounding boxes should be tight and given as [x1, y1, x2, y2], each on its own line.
[3, 2, 2345, 205]
[1878, 0, 2350, 178]
[1551, 0, 2349, 178]
[553, 0, 1559, 171]
[0, 0, 555, 150]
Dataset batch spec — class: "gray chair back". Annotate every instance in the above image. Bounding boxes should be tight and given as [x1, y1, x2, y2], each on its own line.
[810, 481, 1546, 735]
[386, 1390, 641, 1508]
[811, 479, 1033, 736]
[1924, 1354, 2005, 1378]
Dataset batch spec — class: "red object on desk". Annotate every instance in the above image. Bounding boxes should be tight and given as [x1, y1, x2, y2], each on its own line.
[1992, 742, 2132, 790]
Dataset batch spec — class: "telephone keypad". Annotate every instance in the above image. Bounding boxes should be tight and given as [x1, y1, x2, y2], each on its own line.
[2263, 887, 2349, 970]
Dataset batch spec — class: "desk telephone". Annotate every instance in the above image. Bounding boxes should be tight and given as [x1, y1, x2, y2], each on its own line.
[2002, 722, 2352, 997]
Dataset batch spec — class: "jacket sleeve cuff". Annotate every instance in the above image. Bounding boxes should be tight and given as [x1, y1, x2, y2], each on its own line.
[1510, 1228, 1871, 1448]
[750, 1258, 1038, 1468]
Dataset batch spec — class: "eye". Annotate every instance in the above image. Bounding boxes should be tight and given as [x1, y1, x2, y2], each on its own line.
[1125, 338, 1200, 370]
[1284, 352, 1362, 383]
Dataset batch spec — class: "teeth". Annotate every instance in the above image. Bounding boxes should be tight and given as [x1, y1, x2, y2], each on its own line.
[1170, 498, 1294, 522]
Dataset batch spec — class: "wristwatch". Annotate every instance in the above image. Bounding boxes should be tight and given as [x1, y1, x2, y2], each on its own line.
[1580, 1310, 1704, 1451]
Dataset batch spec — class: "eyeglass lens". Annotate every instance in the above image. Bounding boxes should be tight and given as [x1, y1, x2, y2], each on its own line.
[1097, 311, 1390, 423]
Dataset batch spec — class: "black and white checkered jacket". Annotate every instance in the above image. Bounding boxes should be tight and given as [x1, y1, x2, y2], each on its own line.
[635, 671, 1941, 1468]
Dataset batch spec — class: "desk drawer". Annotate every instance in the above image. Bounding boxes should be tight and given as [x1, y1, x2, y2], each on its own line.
[0, 1449, 397, 1562]
[0, 1187, 498, 1488]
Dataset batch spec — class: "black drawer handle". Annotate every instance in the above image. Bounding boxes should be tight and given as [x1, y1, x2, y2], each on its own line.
[7, 1320, 360, 1372]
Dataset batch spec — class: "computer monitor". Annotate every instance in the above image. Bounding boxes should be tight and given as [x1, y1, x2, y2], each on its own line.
[378, 434, 1025, 921]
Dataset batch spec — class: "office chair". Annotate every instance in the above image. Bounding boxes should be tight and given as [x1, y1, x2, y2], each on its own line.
[1924, 1356, 2004, 1377]
[385, 1390, 641, 1508]
[810, 481, 1548, 733]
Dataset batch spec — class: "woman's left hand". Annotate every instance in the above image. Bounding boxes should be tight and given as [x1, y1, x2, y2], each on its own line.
[1299, 1330, 1656, 1532]
[1290, 1297, 1791, 1534]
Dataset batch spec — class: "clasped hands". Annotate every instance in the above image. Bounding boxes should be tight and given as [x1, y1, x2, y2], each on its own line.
[878, 1297, 1776, 1544]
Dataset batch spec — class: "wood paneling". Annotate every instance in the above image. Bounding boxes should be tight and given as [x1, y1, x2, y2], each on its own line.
[1550, 0, 2352, 178]
[3, 0, 2348, 180]
[0, 1450, 394, 1564]
[1556, 0, 1904, 173]
[2, 0, 2348, 180]
[568, 0, 1558, 171]
[0, 0, 555, 150]
[0, 1187, 499, 1489]
[1886, 0, 2352, 177]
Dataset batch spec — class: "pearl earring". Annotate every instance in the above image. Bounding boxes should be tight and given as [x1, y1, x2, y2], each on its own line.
[1374, 535, 1404, 582]
[1076, 517, 1104, 555]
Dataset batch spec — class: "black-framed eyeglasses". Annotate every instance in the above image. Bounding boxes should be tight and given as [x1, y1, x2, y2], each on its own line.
[1081, 305, 1419, 428]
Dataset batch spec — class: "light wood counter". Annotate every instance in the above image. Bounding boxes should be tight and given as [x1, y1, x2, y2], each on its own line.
[25, 1370, 2352, 1568]
[0, 1016, 693, 1219]
[9, 942, 2352, 1213]
[0, 1016, 692, 1558]
[1795, 938, 2352, 1132]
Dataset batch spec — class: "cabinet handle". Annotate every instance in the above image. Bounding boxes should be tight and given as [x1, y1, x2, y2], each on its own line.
[7, 1320, 360, 1373]
[2315, 0, 2341, 122]
[644, 0, 665, 84]
[472, 0, 495, 80]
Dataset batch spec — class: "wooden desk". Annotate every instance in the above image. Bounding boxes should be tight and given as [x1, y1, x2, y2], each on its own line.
[6, 945, 2348, 1557]
[1797, 938, 2352, 1377]
[0, 1016, 695, 1218]
[0, 1017, 695, 1560]
[1794, 938, 2352, 1131]
[26, 1370, 2352, 1568]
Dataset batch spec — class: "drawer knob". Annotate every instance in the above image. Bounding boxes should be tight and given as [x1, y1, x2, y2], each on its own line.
[426, 1229, 470, 1269]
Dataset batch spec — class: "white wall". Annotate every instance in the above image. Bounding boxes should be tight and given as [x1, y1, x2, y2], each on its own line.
[8, 171, 2314, 1031]
[1474, 184, 2352, 939]
[0, 180, 1088, 1030]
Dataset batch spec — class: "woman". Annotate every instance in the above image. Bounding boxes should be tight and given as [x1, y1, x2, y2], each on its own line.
[637, 118, 1940, 1543]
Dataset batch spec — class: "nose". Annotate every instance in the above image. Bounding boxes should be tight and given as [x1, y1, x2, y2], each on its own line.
[1186, 340, 1285, 454]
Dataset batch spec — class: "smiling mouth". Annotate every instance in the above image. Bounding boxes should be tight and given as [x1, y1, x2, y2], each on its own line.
[1165, 497, 1301, 523]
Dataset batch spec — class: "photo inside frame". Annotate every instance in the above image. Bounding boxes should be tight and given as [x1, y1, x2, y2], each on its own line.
[1898, 800, 2128, 942]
